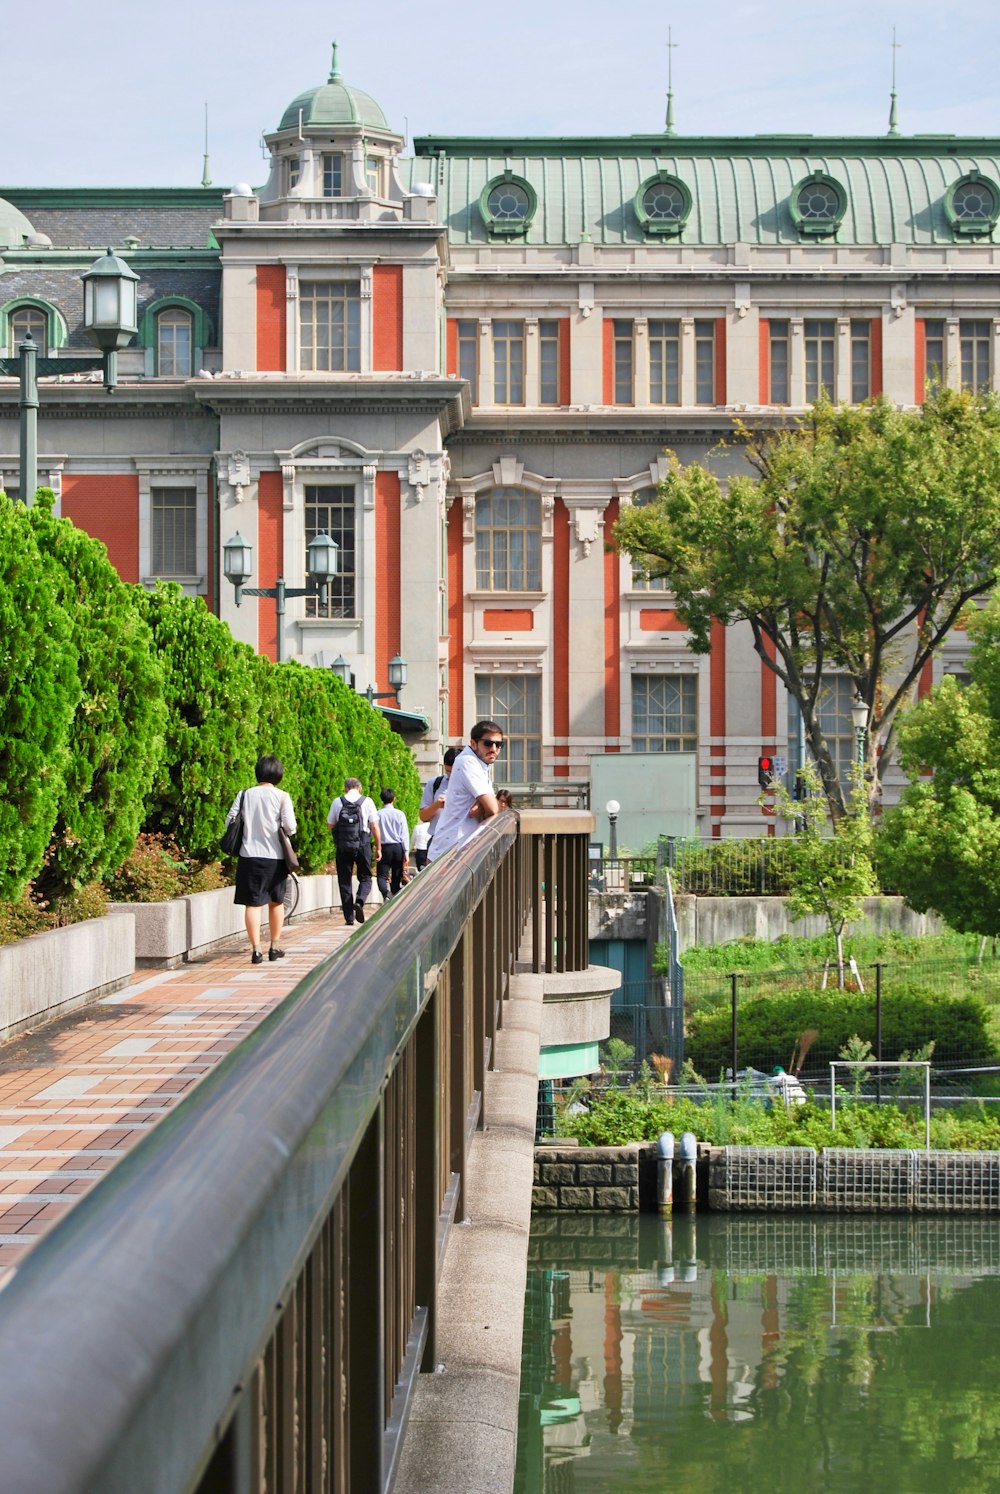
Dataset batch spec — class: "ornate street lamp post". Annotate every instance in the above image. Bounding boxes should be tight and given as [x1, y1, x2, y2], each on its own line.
[330, 651, 408, 706]
[850, 693, 869, 773]
[223, 529, 339, 663]
[606, 798, 620, 861]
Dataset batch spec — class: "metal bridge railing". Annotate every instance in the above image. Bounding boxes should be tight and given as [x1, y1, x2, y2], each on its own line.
[0, 810, 591, 1494]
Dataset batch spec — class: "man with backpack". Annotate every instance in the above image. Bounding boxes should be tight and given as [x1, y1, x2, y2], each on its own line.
[327, 778, 382, 925]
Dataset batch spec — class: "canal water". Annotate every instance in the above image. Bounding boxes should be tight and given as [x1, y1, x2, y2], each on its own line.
[514, 1212, 1000, 1493]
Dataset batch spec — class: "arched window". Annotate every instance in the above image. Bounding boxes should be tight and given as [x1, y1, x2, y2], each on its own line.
[156, 306, 193, 377]
[8, 304, 48, 356]
[475, 488, 541, 591]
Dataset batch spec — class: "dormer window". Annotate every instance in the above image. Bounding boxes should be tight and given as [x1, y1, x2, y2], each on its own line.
[791, 172, 847, 237]
[9, 304, 47, 356]
[635, 173, 691, 237]
[480, 174, 537, 236]
[945, 173, 1000, 237]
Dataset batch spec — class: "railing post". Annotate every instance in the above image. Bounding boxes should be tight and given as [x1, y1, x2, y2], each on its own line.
[415, 994, 439, 1372]
[348, 1110, 384, 1493]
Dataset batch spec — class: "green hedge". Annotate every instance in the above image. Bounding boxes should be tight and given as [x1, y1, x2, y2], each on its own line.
[686, 983, 996, 1075]
[0, 495, 421, 896]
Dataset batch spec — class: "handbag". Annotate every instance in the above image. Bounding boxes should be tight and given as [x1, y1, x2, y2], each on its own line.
[220, 790, 246, 856]
[278, 826, 300, 872]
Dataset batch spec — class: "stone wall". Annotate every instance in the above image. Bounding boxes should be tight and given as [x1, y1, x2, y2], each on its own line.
[533, 1144, 655, 1211]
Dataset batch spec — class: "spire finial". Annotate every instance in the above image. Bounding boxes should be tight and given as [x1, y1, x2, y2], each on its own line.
[888, 26, 901, 136]
[329, 39, 341, 83]
[201, 101, 211, 188]
[665, 28, 678, 136]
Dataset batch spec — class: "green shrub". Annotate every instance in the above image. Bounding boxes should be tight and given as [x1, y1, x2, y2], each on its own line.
[0, 494, 80, 899]
[686, 984, 995, 1075]
[106, 833, 190, 903]
[29, 493, 164, 899]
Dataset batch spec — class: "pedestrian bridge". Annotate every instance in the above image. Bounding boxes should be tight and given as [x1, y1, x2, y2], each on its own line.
[0, 810, 604, 1494]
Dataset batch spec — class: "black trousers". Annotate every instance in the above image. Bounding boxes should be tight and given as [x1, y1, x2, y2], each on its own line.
[377, 843, 405, 899]
[336, 846, 373, 919]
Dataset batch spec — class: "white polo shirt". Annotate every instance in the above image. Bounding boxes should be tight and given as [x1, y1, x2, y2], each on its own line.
[426, 747, 493, 861]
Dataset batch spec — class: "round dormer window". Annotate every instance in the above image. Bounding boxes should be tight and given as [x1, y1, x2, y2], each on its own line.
[480, 175, 537, 236]
[790, 172, 847, 237]
[635, 174, 691, 236]
[945, 173, 1000, 237]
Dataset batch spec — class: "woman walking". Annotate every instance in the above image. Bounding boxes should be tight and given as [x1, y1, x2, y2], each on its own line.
[226, 755, 297, 965]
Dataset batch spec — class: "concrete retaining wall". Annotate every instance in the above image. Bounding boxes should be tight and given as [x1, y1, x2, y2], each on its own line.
[672, 894, 943, 953]
[0, 913, 135, 1042]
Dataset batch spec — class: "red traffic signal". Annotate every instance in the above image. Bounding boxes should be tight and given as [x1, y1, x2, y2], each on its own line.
[757, 755, 776, 790]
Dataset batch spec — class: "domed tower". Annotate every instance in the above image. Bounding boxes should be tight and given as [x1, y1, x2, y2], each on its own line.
[259, 43, 416, 221]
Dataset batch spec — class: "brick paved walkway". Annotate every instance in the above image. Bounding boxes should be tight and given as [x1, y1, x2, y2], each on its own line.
[0, 910, 358, 1283]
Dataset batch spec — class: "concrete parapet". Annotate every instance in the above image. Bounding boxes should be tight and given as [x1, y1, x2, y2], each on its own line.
[108, 899, 187, 967]
[0, 913, 135, 1041]
[539, 963, 619, 1049]
[184, 887, 246, 959]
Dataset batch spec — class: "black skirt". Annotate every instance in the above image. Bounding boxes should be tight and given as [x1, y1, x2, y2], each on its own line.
[235, 856, 288, 907]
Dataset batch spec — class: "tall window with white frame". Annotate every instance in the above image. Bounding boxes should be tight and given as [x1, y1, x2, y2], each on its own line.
[156, 307, 193, 377]
[768, 320, 790, 404]
[648, 320, 680, 405]
[850, 319, 872, 402]
[475, 488, 541, 591]
[151, 487, 197, 577]
[322, 154, 343, 197]
[299, 281, 361, 372]
[630, 488, 667, 590]
[539, 320, 561, 405]
[304, 485, 355, 618]
[804, 318, 835, 402]
[923, 319, 946, 384]
[613, 320, 634, 404]
[474, 674, 541, 785]
[960, 319, 991, 392]
[694, 320, 716, 405]
[457, 320, 479, 404]
[9, 305, 47, 356]
[493, 321, 525, 404]
[631, 674, 698, 752]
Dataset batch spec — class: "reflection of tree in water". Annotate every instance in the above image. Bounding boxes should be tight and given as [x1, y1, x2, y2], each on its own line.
[622, 1271, 1000, 1494]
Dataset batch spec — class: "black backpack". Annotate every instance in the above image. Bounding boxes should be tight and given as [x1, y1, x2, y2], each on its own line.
[334, 795, 365, 852]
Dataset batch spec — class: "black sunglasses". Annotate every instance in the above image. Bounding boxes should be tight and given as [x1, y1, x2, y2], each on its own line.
[479, 738, 504, 750]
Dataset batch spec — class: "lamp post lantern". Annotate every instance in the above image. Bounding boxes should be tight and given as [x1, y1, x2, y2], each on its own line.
[850, 693, 869, 773]
[606, 798, 621, 861]
[330, 650, 409, 707]
[1, 249, 139, 506]
[223, 530, 339, 663]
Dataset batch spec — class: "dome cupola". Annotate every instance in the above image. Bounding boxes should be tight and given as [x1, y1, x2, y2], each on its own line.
[277, 43, 390, 134]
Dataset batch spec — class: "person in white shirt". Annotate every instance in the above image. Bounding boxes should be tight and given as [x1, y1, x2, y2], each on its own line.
[376, 787, 410, 900]
[327, 778, 381, 925]
[418, 746, 457, 846]
[426, 722, 503, 862]
[225, 755, 297, 965]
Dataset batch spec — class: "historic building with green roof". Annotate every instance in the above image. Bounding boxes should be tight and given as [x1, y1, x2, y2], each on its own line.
[0, 47, 992, 828]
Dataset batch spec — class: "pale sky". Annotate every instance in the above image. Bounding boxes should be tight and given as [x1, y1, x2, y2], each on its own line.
[7, 0, 1000, 188]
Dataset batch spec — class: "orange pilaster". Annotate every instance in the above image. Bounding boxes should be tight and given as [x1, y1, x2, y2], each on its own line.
[447, 500, 464, 740]
[373, 265, 403, 371]
[255, 265, 286, 372]
[257, 471, 283, 660]
[603, 498, 620, 746]
[375, 471, 401, 688]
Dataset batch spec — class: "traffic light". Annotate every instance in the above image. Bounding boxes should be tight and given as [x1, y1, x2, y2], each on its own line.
[757, 755, 775, 790]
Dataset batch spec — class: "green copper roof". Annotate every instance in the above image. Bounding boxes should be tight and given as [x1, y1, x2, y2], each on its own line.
[278, 42, 389, 133]
[407, 136, 1000, 247]
[0, 195, 35, 249]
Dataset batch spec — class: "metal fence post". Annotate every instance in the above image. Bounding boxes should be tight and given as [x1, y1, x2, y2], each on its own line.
[730, 973, 739, 1099]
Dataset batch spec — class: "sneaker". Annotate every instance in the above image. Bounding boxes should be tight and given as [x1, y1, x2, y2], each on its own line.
[251, 950, 264, 965]
[355, 903, 365, 924]
[268, 947, 285, 962]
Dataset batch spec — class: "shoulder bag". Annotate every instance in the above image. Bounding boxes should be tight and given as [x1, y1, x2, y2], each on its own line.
[220, 790, 246, 856]
[279, 825, 300, 871]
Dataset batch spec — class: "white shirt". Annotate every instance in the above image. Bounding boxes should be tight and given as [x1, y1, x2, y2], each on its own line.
[427, 747, 493, 861]
[419, 771, 450, 834]
[327, 789, 379, 834]
[226, 783, 296, 860]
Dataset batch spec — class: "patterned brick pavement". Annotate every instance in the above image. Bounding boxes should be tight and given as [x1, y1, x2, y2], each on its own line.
[0, 911, 358, 1283]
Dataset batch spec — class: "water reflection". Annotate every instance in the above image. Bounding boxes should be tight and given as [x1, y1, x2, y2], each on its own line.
[515, 1214, 1000, 1493]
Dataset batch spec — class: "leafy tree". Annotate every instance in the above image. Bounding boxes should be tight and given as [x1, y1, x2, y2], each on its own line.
[614, 389, 1000, 819]
[0, 494, 80, 898]
[879, 594, 1000, 937]
[28, 492, 164, 897]
[771, 762, 878, 986]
